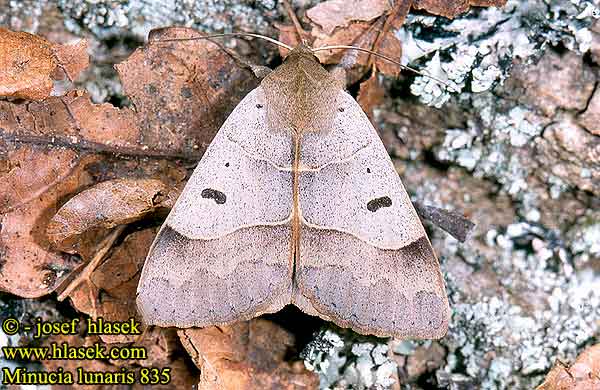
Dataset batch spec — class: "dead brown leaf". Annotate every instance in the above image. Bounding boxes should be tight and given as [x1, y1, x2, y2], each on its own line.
[0, 137, 186, 298]
[284, 0, 504, 81]
[1, 26, 252, 300]
[0, 91, 139, 155]
[46, 178, 173, 253]
[374, 31, 403, 76]
[276, 23, 303, 59]
[357, 71, 385, 122]
[405, 341, 446, 380]
[178, 319, 319, 389]
[51, 38, 90, 81]
[115, 27, 258, 157]
[301, 2, 405, 80]
[2, 26, 256, 160]
[66, 228, 156, 343]
[312, 22, 373, 65]
[306, 0, 390, 35]
[0, 28, 88, 100]
[0, 143, 96, 298]
[412, 0, 507, 19]
[537, 344, 600, 390]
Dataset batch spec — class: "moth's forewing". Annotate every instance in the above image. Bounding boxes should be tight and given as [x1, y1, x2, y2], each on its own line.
[136, 88, 294, 327]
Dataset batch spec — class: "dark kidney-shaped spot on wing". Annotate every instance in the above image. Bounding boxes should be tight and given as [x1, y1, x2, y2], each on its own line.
[201, 188, 226, 204]
[367, 196, 392, 212]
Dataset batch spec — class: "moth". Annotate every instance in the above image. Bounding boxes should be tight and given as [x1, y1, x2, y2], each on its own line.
[137, 33, 470, 339]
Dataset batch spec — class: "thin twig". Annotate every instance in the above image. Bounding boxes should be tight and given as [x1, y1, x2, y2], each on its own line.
[57, 225, 126, 301]
[282, 0, 309, 43]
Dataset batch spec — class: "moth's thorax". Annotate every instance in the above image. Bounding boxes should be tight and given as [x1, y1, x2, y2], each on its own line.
[261, 45, 341, 134]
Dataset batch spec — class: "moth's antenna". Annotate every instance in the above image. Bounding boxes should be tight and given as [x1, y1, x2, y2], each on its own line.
[150, 32, 293, 52]
[311, 45, 456, 92]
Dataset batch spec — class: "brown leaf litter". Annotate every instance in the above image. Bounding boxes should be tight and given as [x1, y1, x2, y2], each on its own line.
[537, 344, 600, 390]
[0, 26, 254, 298]
[412, 0, 508, 19]
[46, 178, 175, 254]
[281, 0, 506, 75]
[179, 319, 319, 389]
[305, 0, 391, 35]
[0, 27, 88, 100]
[278, 0, 507, 121]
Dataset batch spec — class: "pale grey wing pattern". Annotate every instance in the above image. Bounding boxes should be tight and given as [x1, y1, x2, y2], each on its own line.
[294, 91, 450, 339]
[137, 87, 294, 328]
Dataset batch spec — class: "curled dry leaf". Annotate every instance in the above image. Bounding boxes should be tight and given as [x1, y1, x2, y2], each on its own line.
[357, 72, 385, 122]
[0, 28, 88, 100]
[2, 26, 255, 160]
[1, 90, 139, 156]
[0, 143, 96, 298]
[66, 228, 156, 344]
[306, 0, 390, 35]
[288, 0, 405, 79]
[0, 139, 185, 299]
[0, 28, 54, 100]
[46, 178, 171, 253]
[311, 21, 373, 65]
[537, 344, 600, 390]
[51, 38, 90, 82]
[373, 30, 403, 77]
[412, 0, 507, 19]
[276, 23, 303, 59]
[178, 319, 319, 390]
[310, 20, 386, 84]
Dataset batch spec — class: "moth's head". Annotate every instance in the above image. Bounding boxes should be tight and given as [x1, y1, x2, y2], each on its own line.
[283, 43, 322, 65]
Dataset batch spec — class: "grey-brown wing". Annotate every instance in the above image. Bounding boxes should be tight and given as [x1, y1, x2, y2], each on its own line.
[294, 91, 449, 339]
[137, 88, 294, 328]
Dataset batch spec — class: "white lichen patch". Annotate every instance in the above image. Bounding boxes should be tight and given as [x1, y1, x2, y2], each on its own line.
[303, 329, 398, 390]
[435, 210, 600, 389]
[403, 0, 600, 107]
[57, 0, 284, 40]
[568, 217, 600, 264]
[437, 128, 482, 170]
